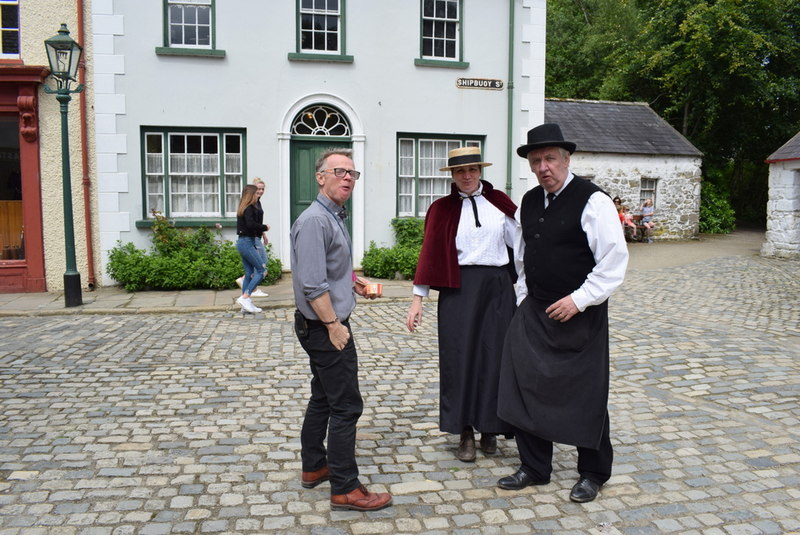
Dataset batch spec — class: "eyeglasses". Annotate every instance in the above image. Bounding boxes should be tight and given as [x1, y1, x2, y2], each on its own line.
[321, 168, 361, 180]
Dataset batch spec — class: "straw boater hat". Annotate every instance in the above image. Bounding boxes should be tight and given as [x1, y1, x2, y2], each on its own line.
[439, 146, 493, 172]
[516, 123, 577, 158]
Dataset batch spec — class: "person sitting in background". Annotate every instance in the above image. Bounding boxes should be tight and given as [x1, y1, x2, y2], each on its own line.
[639, 198, 655, 243]
[621, 205, 638, 240]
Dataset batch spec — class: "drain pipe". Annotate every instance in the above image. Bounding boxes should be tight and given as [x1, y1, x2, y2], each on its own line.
[505, 0, 516, 195]
[77, 0, 96, 289]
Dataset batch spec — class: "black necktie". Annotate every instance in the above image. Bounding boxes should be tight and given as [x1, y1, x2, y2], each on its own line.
[546, 192, 556, 205]
[467, 195, 481, 227]
[338, 208, 348, 220]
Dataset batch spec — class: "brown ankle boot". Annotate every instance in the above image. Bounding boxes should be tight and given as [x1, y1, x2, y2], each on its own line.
[330, 484, 393, 511]
[300, 465, 330, 488]
[480, 433, 497, 454]
[456, 428, 476, 462]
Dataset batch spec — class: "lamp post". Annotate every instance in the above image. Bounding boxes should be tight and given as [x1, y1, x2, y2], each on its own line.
[44, 24, 84, 307]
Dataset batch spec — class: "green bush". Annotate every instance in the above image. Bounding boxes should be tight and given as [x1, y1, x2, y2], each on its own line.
[361, 218, 424, 279]
[361, 242, 395, 279]
[391, 217, 424, 247]
[106, 212, 283, 291]
[393, 244, 422, 279]
[106, 242, 149, 291]
[699, 182, 736, 234]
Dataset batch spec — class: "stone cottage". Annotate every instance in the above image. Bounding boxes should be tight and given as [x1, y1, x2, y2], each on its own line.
[545, 98, 703, 239]
[762, 130, 800, 258]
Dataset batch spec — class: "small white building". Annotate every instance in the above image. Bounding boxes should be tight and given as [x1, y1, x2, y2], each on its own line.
[762, 131, 800, 258]
[546, 99, 703, 239]
[91, 0, 548, 286]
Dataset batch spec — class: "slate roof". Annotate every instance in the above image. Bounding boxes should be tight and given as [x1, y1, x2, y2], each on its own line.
[544, 99, 702, 157]
[766, 130, 800, 163]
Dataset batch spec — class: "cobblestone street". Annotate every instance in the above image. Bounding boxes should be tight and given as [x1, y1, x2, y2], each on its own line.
[0, 240, 798, 534]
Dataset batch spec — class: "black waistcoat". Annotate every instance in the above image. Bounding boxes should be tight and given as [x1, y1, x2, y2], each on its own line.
[521, 177, 601, 302]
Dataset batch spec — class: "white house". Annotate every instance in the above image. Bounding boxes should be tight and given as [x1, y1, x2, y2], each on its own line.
[91, 0, 548, 285]
[762, 130, 800, 258]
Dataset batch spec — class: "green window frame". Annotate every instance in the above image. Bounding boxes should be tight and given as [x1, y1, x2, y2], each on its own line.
[156, 0, 226, 58]
[415, 0, 468, 69]
[288, 0, 353, 63]
[139, 127, 246, 224]
[397, 134, 483, 217]
[0, 0, 20, 59]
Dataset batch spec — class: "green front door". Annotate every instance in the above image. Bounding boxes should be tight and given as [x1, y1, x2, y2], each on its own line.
[290, 139, 352, 234]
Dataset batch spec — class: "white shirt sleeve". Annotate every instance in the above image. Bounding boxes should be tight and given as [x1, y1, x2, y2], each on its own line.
[413, 284, 430, 298]
[511, 205, 527, 305]
[570, 192, 629, 311]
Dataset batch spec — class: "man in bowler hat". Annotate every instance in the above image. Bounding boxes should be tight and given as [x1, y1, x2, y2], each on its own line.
[497, 123, 628, 502]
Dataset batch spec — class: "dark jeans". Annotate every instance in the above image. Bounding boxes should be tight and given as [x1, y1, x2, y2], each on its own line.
[295, 315, 363, 495]
[513, 411, 613, 485]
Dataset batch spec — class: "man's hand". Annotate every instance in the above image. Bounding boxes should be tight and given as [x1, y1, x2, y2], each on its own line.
[546, 295, 579, 323]
[354, 276, 379, 300]
[327, 321, 350, 350]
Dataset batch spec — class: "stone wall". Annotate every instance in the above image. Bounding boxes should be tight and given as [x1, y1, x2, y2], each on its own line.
[570, 152, 702, 239]
[761, 162, 800, 258]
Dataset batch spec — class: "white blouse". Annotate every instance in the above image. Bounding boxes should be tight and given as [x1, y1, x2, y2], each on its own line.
[414, 183, 517, 298]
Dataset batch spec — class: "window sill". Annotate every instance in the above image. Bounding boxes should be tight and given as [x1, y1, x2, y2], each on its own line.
[155, 47, 226, 58]
[136, 218, 235, 229]
[288, 52, 354, 63]
[414, 58, 469, 69]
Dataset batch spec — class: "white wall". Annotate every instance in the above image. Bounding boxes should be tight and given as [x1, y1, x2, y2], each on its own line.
[94, 0, 546, 285]
[762, 162, 800, 258]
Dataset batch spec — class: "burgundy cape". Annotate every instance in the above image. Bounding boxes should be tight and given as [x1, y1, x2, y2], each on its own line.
[414, 180, 518, 290]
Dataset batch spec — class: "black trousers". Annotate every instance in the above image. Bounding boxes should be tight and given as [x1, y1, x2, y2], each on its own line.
[513, 411, 613, 485]
[296, 316, 363, 495]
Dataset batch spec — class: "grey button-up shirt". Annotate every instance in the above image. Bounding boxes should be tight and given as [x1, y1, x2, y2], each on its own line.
[290, 193, 356, 321]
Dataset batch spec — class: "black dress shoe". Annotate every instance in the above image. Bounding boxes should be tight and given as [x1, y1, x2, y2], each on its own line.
[497, 469, 549, 490]
[569, 477, 601, 503]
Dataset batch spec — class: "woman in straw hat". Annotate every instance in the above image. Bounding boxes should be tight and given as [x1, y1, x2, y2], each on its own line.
[405, 146, 516, 462]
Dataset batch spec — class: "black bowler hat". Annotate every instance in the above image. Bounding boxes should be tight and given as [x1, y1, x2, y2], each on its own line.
[516, 123, 577, 158]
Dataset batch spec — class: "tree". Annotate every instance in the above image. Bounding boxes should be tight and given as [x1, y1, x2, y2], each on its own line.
[545, 0, 800, 224]
[546, 0, 643, 100]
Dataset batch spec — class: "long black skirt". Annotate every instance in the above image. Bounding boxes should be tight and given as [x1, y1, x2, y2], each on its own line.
[437, 265, 515, 435]
[498, 295, 610, 449]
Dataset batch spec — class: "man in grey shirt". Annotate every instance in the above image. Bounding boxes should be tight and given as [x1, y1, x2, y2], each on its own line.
[290, 148, 392, 512]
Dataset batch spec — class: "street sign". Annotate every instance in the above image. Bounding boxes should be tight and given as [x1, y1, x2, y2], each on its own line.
[456, 78, 504, 90]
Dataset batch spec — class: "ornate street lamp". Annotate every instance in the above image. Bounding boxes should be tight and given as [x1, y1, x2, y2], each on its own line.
[44, 24, 84, 307]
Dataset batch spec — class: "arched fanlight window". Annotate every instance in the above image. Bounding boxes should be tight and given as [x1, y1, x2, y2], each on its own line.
[291, 105, 350, 136]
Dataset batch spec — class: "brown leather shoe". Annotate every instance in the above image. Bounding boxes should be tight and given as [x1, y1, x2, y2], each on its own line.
[456, 428, 476, 462]
[480, 433, 497, 454]
[330, 484, 393, 511]
[301, 465, 330, 489]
